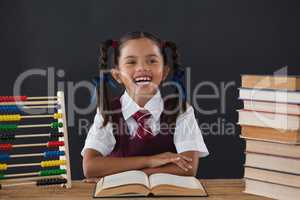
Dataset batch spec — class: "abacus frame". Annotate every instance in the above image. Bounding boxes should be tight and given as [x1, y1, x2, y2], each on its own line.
[0, 91, 72, 189]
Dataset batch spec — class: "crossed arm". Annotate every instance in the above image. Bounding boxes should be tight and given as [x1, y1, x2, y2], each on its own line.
[82, 149, 200, 179]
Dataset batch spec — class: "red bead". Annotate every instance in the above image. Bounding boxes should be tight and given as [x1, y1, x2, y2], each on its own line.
[0, 144, 12, 151]
[47, 141, 64, 147]
[0, 96, 27, 102]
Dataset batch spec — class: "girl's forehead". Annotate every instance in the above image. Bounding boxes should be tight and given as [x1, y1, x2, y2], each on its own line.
[120, 38, 161, 57]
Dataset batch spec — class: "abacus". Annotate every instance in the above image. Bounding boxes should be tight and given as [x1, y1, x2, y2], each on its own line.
[0, 91, 71, 189]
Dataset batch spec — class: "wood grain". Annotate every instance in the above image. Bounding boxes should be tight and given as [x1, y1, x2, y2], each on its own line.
[0, 179, 273, 200]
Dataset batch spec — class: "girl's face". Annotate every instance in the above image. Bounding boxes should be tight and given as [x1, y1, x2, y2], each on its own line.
[112, 38, 169, 98]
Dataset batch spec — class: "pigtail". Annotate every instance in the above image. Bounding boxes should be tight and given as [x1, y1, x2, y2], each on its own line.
[98, 39, 115, 127]
[164, 41, 187, 120]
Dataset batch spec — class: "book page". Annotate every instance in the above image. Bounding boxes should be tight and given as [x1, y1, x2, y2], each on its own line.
[101, 170, 149, 189]
[149, 173, 203, 189]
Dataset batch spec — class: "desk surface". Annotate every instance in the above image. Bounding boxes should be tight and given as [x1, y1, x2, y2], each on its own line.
[0, 179, 272, 200]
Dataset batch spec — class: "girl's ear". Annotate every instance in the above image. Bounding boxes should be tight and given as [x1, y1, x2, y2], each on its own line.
[111, 68, 123, 84]
[162, 65, 170, 81]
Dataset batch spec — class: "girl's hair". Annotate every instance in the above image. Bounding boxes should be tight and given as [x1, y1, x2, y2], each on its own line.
[98, 31, 186, 127]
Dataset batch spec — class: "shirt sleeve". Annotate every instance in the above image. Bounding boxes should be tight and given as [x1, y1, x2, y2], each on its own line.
[81, 109, 116, 157]
[173, 104, 209, 158]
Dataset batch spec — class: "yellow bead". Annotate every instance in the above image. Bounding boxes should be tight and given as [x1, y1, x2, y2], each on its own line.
[54, 113, 62, 119]
[0, 114, 21, 121]
[0, 163, 7, 170]
[41, 160, 66, 167]
[14, 114, 21, 121]
[57, 160, 66, 166]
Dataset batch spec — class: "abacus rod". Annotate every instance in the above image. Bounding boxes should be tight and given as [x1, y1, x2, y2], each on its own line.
[6, 150, 64, 158]
[0, 100, 58, 106]
[18, 124, 52, 128]
[13, 143, 47, 148]
[23, 105, 57, 109]
[10, 153, 44, 158]
[16, 133, 51, 138]
[9, 132, 61, 138]
[2, 170, 66, 179]
[21, 114, 55, 119]
[7, 141, 63, 148]
[27, 96, 57, 100]
[8, 161, 66, 168]
[0, 181, 35, 188]
[9, 162, 40, 168]
[0, 175, 62, 183]
[4, 172, 39, 178]
[0, 105, 57, 109]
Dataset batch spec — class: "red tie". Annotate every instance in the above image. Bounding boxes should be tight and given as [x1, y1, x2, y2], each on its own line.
[132, 110, 153, 140]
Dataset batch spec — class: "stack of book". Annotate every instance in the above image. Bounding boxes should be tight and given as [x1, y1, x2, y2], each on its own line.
[238, 74, 300, 200]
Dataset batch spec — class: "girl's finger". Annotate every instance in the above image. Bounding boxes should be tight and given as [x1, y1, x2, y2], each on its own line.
[156, 156, 180, 167]
[178, 154, 193, 162]
[174, 159, 188, 171]
[82, 178, 100, 183]
[178, 158, 192, 170]
[159, 157, 178, 166]
[168, 156, 180, 163]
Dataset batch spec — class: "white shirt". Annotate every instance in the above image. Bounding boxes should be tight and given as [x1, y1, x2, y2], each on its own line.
[81, 90, 209, 158]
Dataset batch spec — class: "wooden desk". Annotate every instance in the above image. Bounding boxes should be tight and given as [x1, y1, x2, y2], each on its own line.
[0, 179, 272, 200]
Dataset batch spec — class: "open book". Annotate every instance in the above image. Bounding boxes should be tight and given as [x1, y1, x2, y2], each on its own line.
[93, 170, 208, 197]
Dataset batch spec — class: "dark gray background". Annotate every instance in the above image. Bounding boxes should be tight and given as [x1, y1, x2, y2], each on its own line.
[0, 0, 299, 180]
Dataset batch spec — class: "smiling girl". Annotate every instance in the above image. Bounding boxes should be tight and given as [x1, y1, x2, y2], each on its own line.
[81, 31, 209, 179]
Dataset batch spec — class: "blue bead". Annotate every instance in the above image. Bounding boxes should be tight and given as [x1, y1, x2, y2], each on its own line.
[44, 151, 65, 158]
[0, 154, 9, 162]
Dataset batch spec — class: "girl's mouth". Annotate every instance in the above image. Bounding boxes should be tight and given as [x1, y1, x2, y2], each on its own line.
[134, 76, 152, 85]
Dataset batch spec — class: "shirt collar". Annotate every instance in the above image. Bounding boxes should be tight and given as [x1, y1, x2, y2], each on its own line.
[120, 90, 163, 121]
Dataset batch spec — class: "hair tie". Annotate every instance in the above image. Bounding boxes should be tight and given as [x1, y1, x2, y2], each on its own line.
[161, 41, 166, 49]
[111, 40, 118, 49]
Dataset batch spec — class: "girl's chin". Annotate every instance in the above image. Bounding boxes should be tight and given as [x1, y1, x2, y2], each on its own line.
[133, 84, 157, 95]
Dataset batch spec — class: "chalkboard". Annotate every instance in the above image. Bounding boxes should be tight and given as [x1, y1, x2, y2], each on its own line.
[0, 0, 299, 179]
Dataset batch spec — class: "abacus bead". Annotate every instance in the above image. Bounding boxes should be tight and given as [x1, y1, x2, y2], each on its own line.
[47, 141, 64, 147]
[0, 154, 9, 162]
[54, 113, 62, 119]
[0, 164, 7, 170]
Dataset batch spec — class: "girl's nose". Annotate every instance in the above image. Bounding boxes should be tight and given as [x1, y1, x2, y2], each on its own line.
[136, 62, 150, 71]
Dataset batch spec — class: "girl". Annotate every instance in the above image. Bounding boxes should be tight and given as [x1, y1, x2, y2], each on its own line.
[81, 31, 209, 179]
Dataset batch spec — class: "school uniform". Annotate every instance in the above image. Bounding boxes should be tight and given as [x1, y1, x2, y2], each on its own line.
[81, 90, 209, 157]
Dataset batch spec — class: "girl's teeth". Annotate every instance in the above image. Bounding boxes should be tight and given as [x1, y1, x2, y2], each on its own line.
[134, 76, 151, 85]
[135, 76, 151, 82]
[136, 81, 150, 85]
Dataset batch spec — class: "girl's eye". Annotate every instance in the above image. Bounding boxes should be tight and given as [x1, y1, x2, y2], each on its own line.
[149, 59, 158, 64]
[126, 61, 136, 65]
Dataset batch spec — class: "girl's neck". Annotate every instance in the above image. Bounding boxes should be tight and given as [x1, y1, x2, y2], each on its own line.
[128, 91, 156, 108]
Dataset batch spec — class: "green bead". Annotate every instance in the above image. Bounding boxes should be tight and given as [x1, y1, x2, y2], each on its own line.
[40, 169, 66, 176]
[50, 122, 63, 129]
[0, 124, 17, 131]
[0, 173, 4, 180]
[50, 123, 56, 129]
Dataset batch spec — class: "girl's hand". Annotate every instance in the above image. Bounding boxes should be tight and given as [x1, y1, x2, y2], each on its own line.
[147, 152, 193, 171]
[82, 177, 101, 183]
